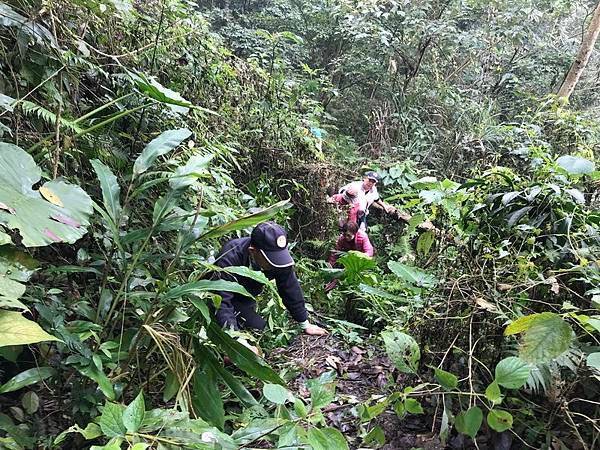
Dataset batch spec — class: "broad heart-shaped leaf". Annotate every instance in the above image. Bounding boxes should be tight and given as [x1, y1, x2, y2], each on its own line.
[98, 402, 126, 438]
[123, 391, 145, 433]
[556, 155, 595, 175]
[487, 409, 513, 432]
[485, 381, 503, 405]
[163, 279, 253, 301]
[200, 200, 291, 240]
[305, 427, 349, 450]
[387, 261, 437, 288]
[133, 128, 192, 176]
[169, 154, 214, 190]
[494, 357, 531, 389]
[90, 159, 121, 225]
[381, 330, 420, 374]
[0, 367, 55, 393]
[192, 365, 225, 429]
[206, 321, 284, 384]
[0, 311, 60, 347]
[505, 313, 573, 363]
[338, 251, 377, 284]
[455, 406, 483, 438]
[263, 383, 293, 405]
[434, 368, 458, 389]
[0, 144, 93, 247]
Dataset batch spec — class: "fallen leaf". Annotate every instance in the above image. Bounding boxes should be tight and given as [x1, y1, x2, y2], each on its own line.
[497, 283, 513, 291]
[39, 186, 64, 207]
[475, 297, 498, 312]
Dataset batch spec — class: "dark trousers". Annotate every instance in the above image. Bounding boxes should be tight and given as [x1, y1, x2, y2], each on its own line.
[229, 296, 267, 330]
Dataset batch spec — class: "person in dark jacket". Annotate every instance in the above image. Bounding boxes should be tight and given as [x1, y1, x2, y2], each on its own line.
[213, 221, 327, 336]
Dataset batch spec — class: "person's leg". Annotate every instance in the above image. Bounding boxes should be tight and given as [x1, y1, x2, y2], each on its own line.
[230, 297, 267, 330]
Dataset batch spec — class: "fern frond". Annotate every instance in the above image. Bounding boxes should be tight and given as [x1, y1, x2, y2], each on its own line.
[19, 100, 83, 133]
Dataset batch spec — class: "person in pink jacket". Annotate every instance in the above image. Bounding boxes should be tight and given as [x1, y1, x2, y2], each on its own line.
[328, 221, 374, 266]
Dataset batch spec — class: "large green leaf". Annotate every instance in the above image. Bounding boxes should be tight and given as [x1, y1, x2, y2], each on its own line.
[123, 391, 145, 433]
[387, 261, 437, 288]
[98, 402, 126, 438]
[231, 419, 282, 445]
[381, 330, 420, 374]
[587, 353, 600, 372]
[77, 363, 116, 400]
[455, 406, 483, 438]
[487, 409, 513, 432]
[434, 368, 458, 390]
[0, 2, 57, 47]
[130, 72, 194, 114]
[338, 251, 377, 284]
[0, 144, 93, 247]
[164, 279, 253, 301]
[505, 313, 573, 363]
[197, 344, 260, 408]
[305, 427, 349, 450]
[192, 364, 225, 429]
[263, 383, 293, 405]
[494, 357, 530, 389]
[200, 200, 291, 239]
[0, 367, 55, 393]
[206, 321, 284, 384]
[170, 154, 213, 190]
[0, 311, 60, 347]
[90, 159, 121, 225]
[133, 128, 192, 176]
[556, 155, 595, 175]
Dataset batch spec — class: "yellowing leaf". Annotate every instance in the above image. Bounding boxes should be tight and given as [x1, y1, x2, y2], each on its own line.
[39, 186, 64, 207]
[0, 311, 61, 347]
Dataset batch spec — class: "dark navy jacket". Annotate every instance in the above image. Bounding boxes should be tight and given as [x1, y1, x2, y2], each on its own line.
[213, 237, 308, 328]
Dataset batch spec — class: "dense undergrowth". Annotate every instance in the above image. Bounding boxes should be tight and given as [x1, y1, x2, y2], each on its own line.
[1, 0, 599, 449]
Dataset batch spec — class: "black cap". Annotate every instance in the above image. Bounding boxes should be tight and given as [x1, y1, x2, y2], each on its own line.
[250, 222, 294, 268]
[364, 171, 381, 182]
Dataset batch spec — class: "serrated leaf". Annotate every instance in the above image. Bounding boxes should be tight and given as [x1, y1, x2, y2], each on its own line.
[487, 409, 513, 432]
[382, 330, 420, 373]
[455, 406, 483, 438]
[0, 311, 60, 348]
[434, 368, 458, 389]
[98, 402, 126, 438]
[494, 357, 530, 389]
[123, 391, 145, 433]
[0, 367, 55, 394]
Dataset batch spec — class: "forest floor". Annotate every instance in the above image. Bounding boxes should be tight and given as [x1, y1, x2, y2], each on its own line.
[268, 334, 445, 450]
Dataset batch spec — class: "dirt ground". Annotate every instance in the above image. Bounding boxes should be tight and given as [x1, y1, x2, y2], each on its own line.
[268, 333, 446, 450]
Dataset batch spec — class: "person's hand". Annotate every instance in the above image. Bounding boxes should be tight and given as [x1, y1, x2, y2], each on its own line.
[304, 323, 328, 335]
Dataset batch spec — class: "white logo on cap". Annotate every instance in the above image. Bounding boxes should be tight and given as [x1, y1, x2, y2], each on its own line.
[276, 235, 287, 248]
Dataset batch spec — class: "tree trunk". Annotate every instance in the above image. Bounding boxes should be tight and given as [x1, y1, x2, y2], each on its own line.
[557, 2, 600, 100]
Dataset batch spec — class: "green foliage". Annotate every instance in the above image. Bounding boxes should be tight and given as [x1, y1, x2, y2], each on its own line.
[455, 406, 483, 439]
[381, 330, 420, 374]
[0, 143, 93, 247]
